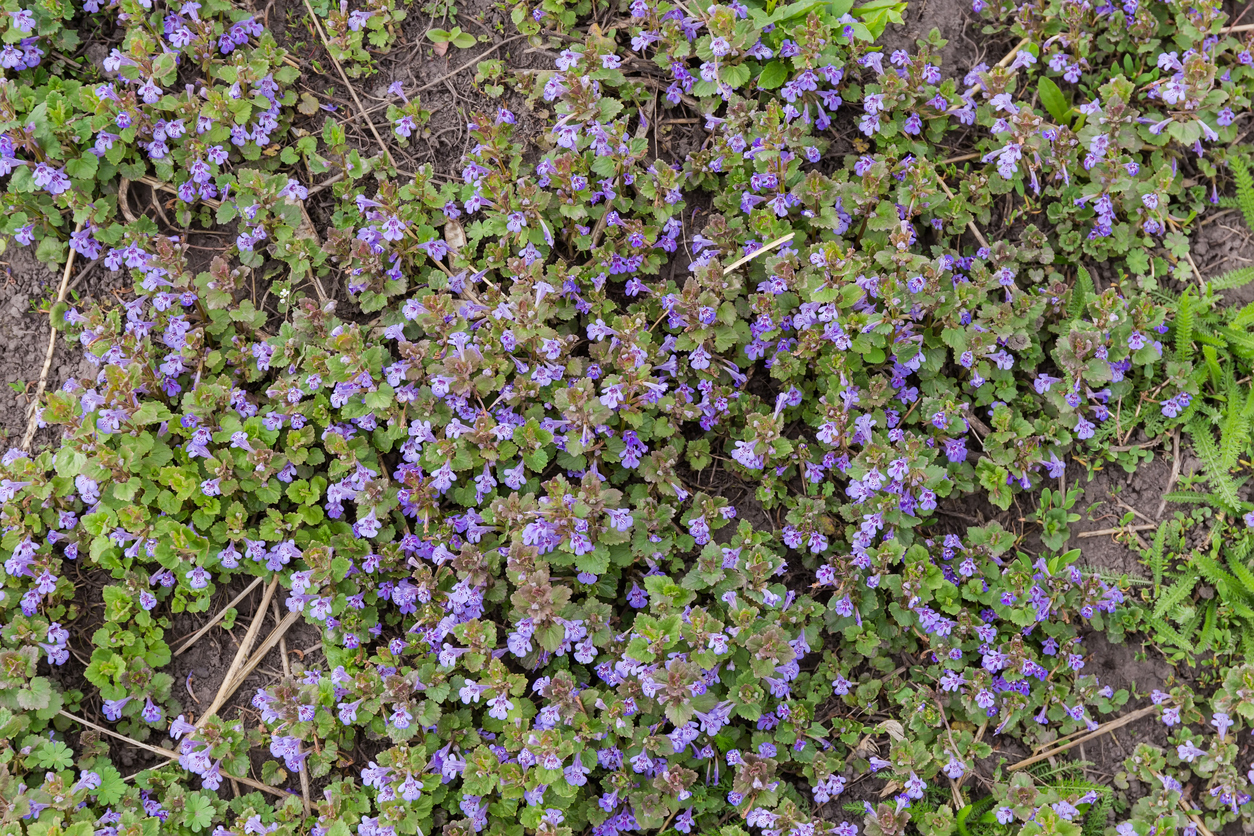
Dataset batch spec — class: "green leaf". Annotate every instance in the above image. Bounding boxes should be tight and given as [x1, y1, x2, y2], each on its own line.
[574, 548, 610, 575]
[185, 792, 217, 832]
[758, 61, 788, 90]
[535, 622, 564, 652]
[93, 763, 127, 805]
[54, 447, 87, 478]
[132, 401, 171, 425]
[32, 739, 74, 770]
[66, 154, 99, 180]
[769, 0, 822, 20]
[721, 63, 752, 88]
[298, 93, 321, 116]
[522, 448, 549, 471]
[1037, 76, 1071, 125]
[18, 677, 54, 711]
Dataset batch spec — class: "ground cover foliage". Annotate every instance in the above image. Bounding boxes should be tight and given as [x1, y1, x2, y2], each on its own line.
[4, 0, 1254, 831]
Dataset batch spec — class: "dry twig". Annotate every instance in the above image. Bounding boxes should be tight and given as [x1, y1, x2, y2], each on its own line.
[722, 232, 796, 274]
[58, 710, 287, 798]
[945, 36, 1031, 113]
[174, 576, 264, 656]
[1077, 523, 1158, 538]
[137, 174, 223, 209]
[416, 33, 529, 93]
[1009, 705, 1156, 770]
[219, 611, 303, 703]
[197, 576, 279, 728]
[1114, 497, 1156, 525]
[1157, 428, 1181, 519]
[275, 599, 312, 817]
[22, 222, 82, 451]
[301, 0, 396, 168]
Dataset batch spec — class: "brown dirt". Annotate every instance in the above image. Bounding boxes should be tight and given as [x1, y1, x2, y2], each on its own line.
[1193, 207, 1254, 308]
[1067, 451, 1178, 580]
[0, 245, 135, 448]
[875, 0, 988, 80]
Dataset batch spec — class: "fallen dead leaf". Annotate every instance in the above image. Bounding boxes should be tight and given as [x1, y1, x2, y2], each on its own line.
[445, 218, 466, 253]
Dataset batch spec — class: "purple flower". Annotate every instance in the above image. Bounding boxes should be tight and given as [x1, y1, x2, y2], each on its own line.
[103, 697, 131, 722]
[141, 697, 163, 724]
[627, 582, 648, 608]
[185, 567, 210, 589]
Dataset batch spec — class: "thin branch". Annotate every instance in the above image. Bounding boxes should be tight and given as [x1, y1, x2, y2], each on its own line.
[946, 36, 1031, 113]
[66, 255, 103, 294]
[1107, 440, 1161, 452]
[60, 709, 178, 761]
[1157, 428, 1181, 519]
[1008, 705, 1156, 771]
[137, 175, 223, 209]
[275, 599, 312, 818]
[416, 34, 529, 93]
[722, 232, 796, 274]
[198, 611, 304, 729]
[935, 179, 990, 250]
[197, 575, 279, 729]
[1077, 523, 1158, 538]
[174, 575, 264, 657]
[307, 172, 346, 196]
[23, 222, 82, 451]
[1113, 497, 1156, 525]
[58, 710, 287, 798]
[224, 611, 303, 698]
[939, 152, 981, 165]
[1178, 795, 1218, 836]
[301, 0, 396, 168]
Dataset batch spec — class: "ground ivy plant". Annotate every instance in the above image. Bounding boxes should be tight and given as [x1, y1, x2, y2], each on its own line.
[3, 0, 1254, 833]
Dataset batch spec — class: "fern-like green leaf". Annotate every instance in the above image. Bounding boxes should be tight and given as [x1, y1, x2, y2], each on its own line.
[1188, 419, 1244, 513]
[1196, 599, 1219, 653]
[1190, 326, 1226, 348]
[1220, 326, 1254, 361]
[1211, 266, 1254, 292]
[1202, 345, 1224, 392]
[1153, 567, 1199, 620]
[1195, 548, 1239, 597]
[1162, 490, 1225, 507]
[1226, 595, 1254, 620]
[1226, 538, 1254, 609]
[1175, 291, 1194, 361]
[1154, 615, 1196, 650]
[1229, 558, 1254, 597]
[1231, 155, 1254, 230]
[1082, 791, 1112, 836]
[1231, 300, 1254, 328]
[1221, 377, 1252, 471]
